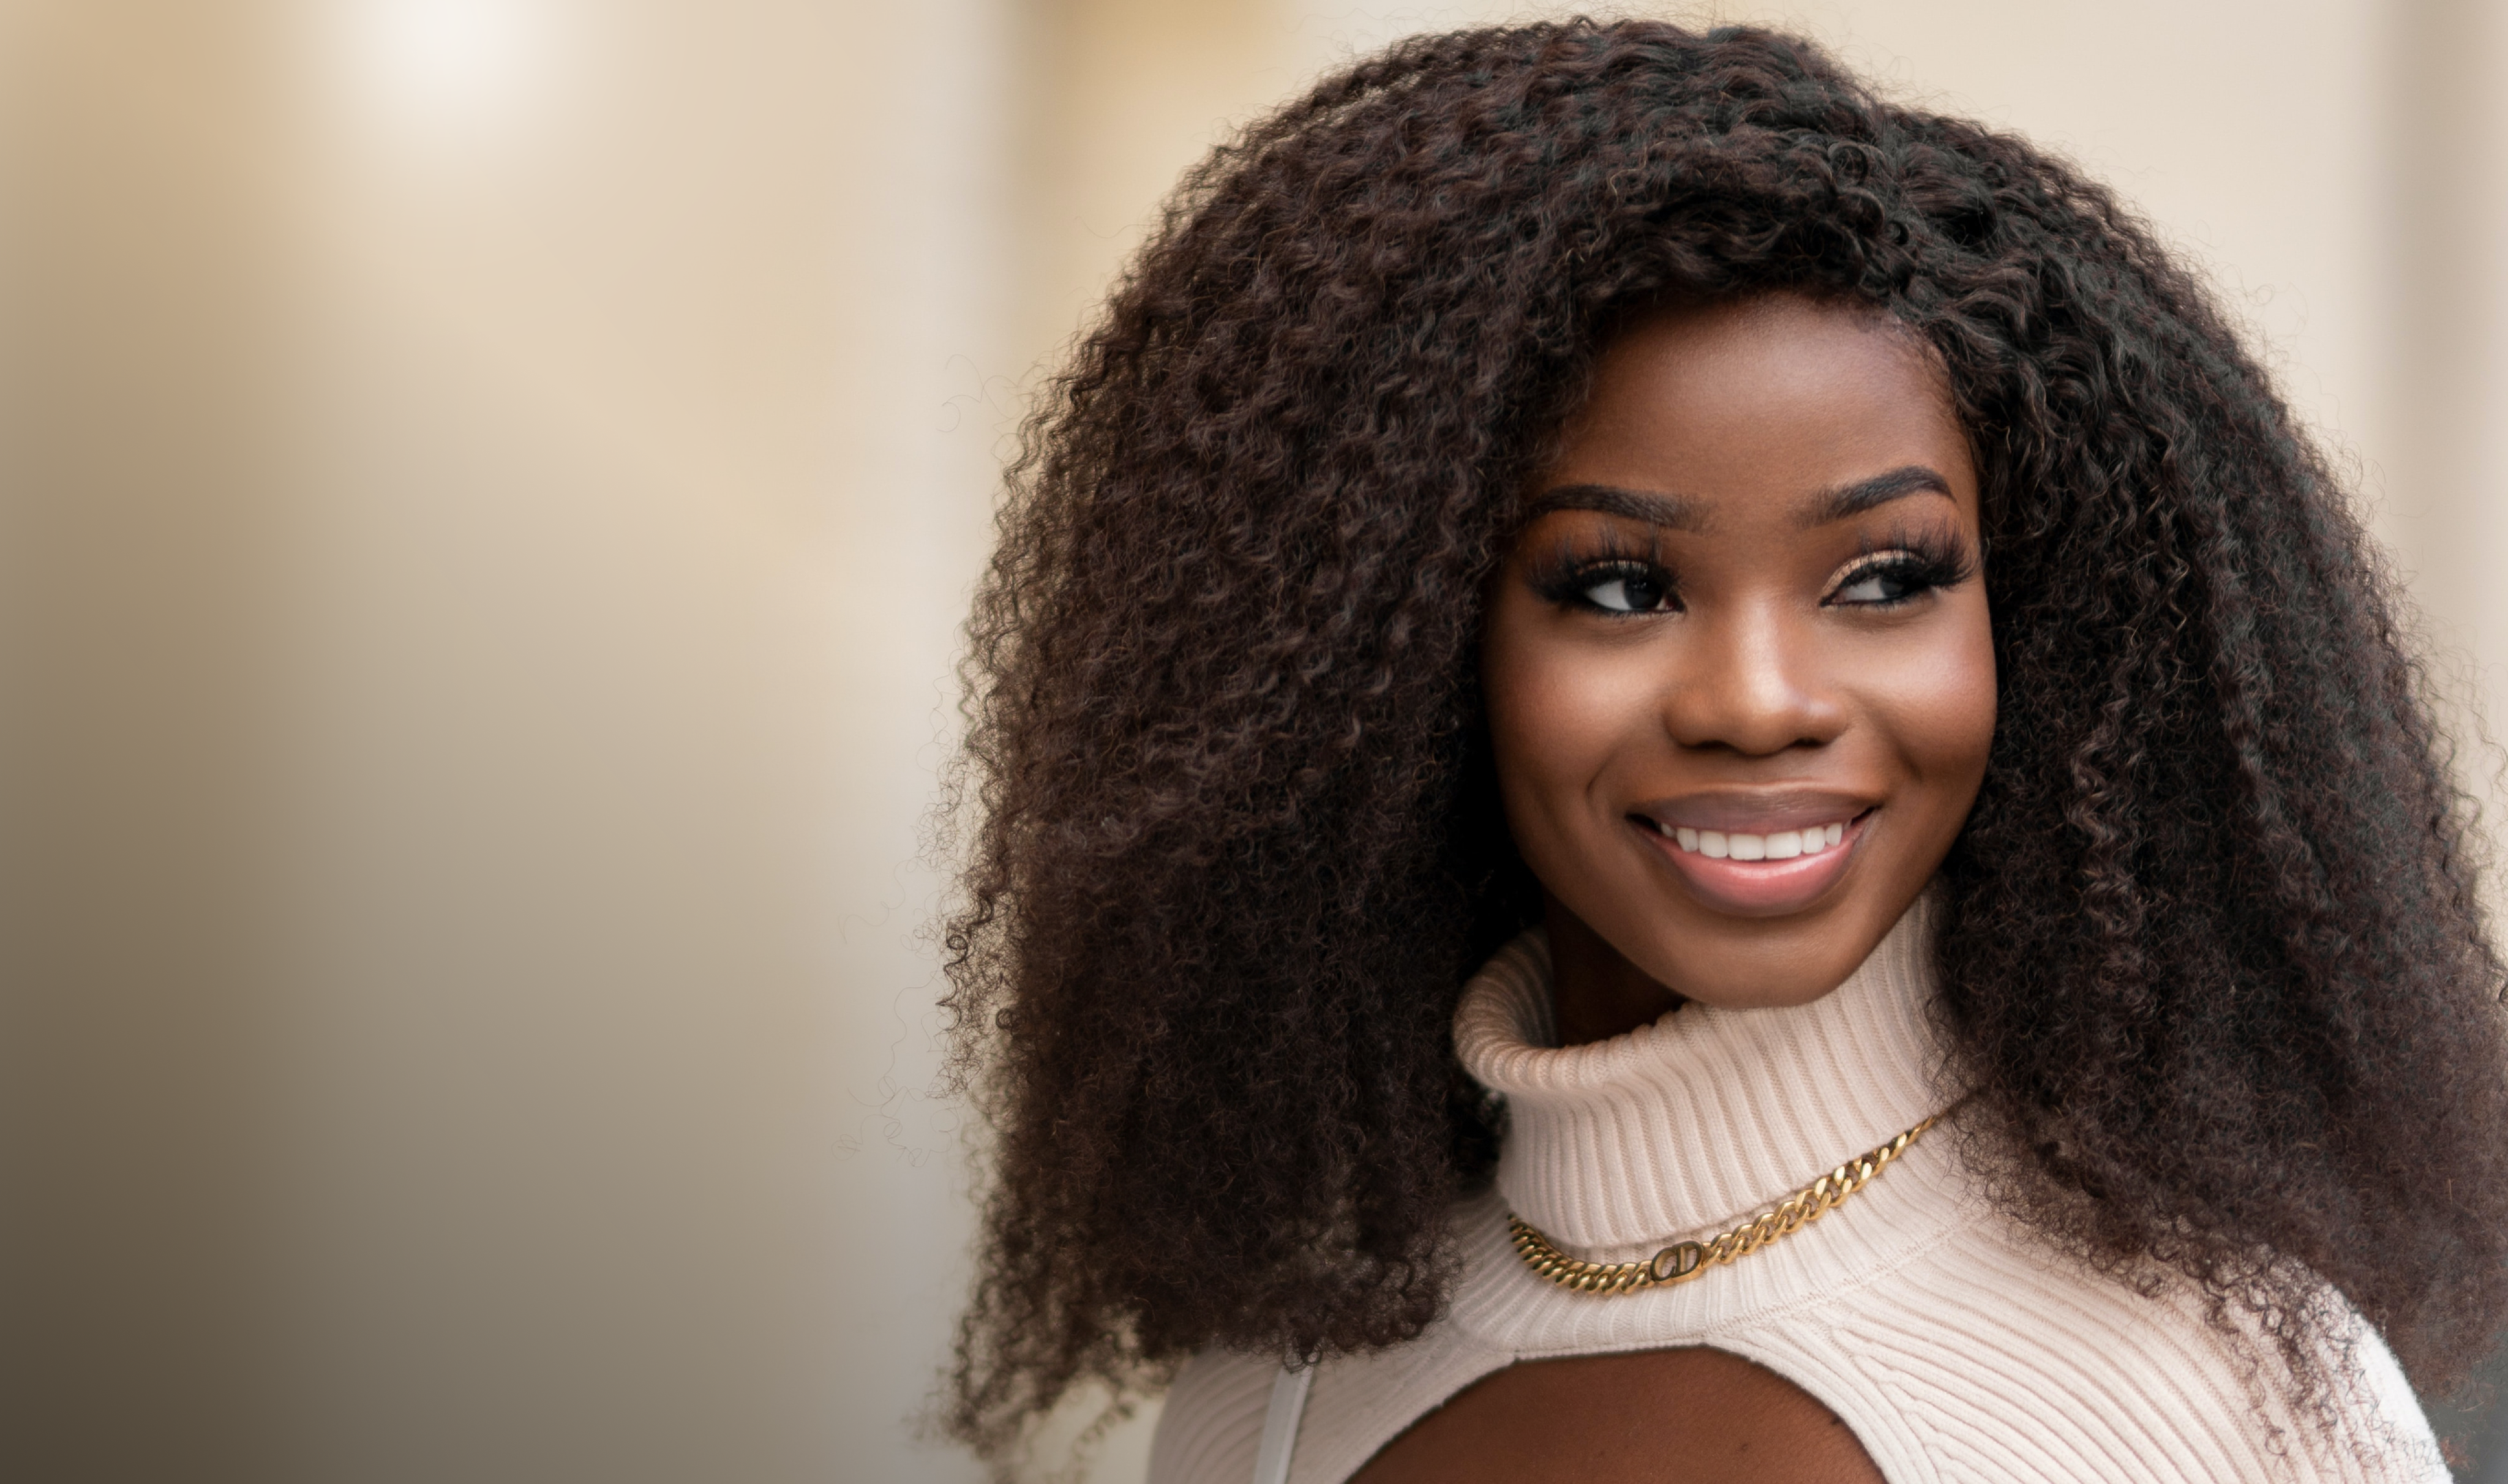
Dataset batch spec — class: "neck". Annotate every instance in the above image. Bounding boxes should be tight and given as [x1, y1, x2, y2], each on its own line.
[1544, 897, 1684, 1045]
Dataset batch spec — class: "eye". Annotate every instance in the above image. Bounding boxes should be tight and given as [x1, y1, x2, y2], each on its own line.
[1577, 564, 1676, 614]
[1831, 563, 1923, 605]
[1825, 545, 1972, 608]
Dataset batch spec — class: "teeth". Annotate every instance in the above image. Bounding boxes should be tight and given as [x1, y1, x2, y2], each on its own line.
[1657, 819, 1852, 859]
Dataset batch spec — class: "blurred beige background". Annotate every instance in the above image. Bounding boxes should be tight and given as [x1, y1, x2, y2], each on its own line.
[1, 2, 2501, 1482]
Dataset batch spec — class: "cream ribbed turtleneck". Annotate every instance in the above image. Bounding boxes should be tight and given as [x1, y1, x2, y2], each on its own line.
[1147, 898, 2444, 1483]
[1465, 895, 1950, 1272]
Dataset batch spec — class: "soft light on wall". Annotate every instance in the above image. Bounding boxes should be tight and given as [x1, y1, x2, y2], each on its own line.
[319, 0, 566, 147]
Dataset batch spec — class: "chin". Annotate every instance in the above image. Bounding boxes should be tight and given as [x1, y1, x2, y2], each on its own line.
[1634, 896, 1902, 1011]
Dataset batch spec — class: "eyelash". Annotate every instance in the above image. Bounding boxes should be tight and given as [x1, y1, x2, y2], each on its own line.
[1525, 528, 1977, 616]
[1527, 530, 1673, 614]
[1825, 533, 1978, 609]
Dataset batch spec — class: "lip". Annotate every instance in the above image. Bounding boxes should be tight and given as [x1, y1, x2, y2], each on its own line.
[1630, 788, 1876, 836]
[1629, 801, 1876, 916]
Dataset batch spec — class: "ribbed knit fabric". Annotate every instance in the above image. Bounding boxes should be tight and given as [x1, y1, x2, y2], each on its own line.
[1146, 897, 2445, 1484]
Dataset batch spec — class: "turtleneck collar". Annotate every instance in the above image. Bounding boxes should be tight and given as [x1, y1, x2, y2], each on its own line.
[1452, 893, 1960, 1263]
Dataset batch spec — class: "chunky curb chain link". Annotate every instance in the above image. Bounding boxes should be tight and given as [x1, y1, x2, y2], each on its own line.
[1507, 1114, 1940, 1295]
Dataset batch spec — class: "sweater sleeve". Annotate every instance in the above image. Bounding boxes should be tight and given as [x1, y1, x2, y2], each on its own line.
[1146, 1349, 1272, 1484]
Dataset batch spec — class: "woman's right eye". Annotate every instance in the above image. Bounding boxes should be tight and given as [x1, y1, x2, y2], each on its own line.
[1576, 565, 1675, 613]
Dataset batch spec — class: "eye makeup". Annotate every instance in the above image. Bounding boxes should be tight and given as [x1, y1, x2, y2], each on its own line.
[1821, 525, 1977, 609]
[1517, 516, 1976, 618]
[1522, 524, 1680, 615]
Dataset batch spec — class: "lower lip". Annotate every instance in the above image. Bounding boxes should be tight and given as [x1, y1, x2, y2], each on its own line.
[1635, 812, 1872, 916]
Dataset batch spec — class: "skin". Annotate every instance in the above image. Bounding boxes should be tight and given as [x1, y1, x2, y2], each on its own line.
[1350, 1351, 1880, 1484]
[1353, 295, 1994, 1482]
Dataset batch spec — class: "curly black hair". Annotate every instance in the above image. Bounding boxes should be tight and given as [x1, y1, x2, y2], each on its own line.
[939, 17, 2508, 1466]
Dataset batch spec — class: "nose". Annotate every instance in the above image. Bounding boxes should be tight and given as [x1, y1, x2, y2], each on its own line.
[1659, 599, 1844, 757]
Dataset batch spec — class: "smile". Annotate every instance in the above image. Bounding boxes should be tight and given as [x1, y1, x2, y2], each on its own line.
[1629, 809, 1872, 915]
[1660, 820, 1846, 860]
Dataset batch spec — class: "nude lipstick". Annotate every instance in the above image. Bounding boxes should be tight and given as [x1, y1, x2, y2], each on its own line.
[1626, 794, 1875, 916]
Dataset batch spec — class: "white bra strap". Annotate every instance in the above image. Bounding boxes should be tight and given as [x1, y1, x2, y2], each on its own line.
[1250, 1365, 1312, 1484]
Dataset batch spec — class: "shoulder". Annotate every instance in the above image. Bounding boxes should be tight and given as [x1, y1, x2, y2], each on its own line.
[1816, 1206, 2448, 1482]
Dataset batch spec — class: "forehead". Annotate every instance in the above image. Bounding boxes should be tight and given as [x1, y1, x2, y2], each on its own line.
[1544, 294, 1971, 517]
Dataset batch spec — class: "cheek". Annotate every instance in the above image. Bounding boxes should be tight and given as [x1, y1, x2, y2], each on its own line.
[1867, 597, 1997, 791]
[1481, 618, 1649, 825]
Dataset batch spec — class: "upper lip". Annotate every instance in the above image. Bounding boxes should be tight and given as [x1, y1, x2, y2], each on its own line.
[1628, 789, 1878, 835]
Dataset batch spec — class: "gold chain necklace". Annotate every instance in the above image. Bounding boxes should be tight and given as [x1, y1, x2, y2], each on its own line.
[1507, 1114, 1939, 1294]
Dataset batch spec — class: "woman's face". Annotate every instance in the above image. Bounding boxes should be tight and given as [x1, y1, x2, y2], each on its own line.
[1482, 294, 1994, 1033]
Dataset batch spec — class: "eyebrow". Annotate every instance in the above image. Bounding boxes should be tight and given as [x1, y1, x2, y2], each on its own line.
[1800, 465, 1955, 526]
[1525, 484, 1706, 530]
[1526, 465, 1953, 533]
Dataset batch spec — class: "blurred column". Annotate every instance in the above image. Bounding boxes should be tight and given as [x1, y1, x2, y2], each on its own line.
[276, 1, 1013, 1481]
[2379, 0, 2508, 828]
[0, 4, 298, 1478]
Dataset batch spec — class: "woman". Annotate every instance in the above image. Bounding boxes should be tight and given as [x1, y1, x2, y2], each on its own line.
[941, 20, 2508, 1482]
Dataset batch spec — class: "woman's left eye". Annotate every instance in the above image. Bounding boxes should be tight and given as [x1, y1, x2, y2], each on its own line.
[1834, 568, 1913, 604]
[1830, 558, 1934, 606]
